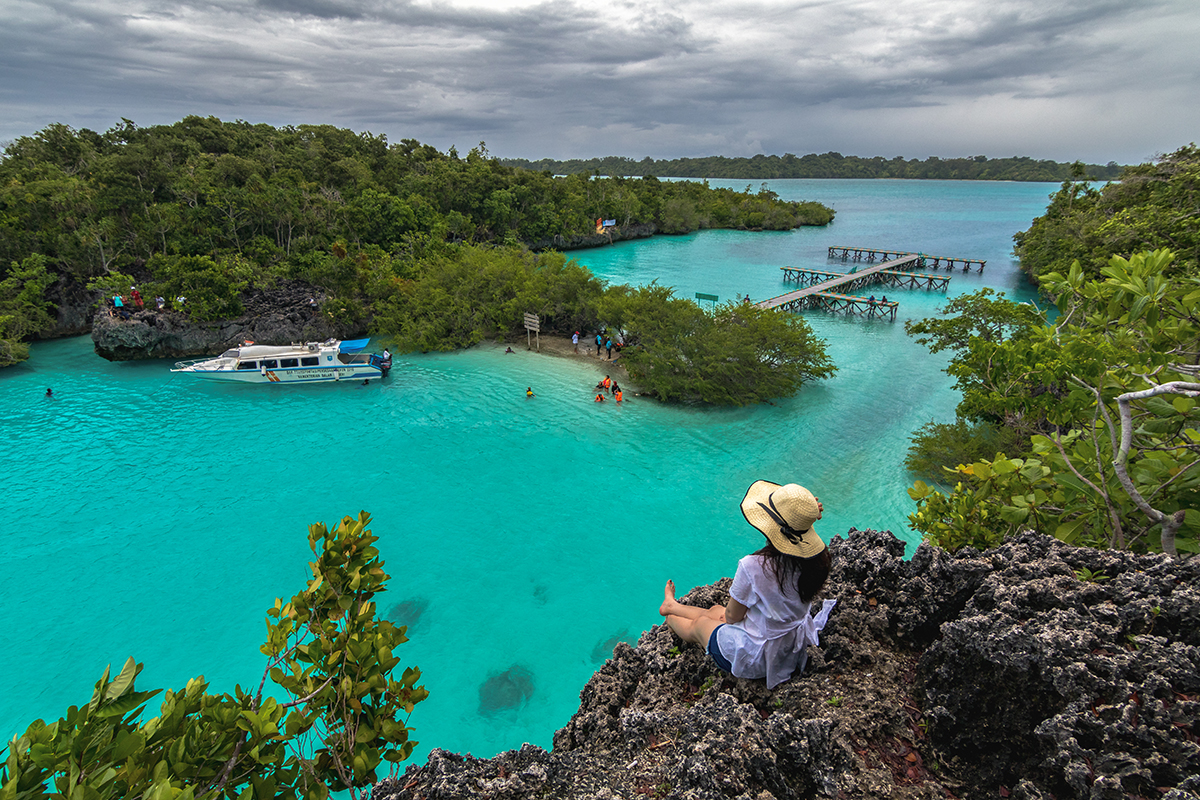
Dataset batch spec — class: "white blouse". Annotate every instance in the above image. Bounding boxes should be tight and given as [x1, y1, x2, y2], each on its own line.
[715, 554, 837, 689]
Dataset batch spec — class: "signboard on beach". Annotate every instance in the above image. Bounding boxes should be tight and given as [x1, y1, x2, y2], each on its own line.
[524, 312, 540, 351]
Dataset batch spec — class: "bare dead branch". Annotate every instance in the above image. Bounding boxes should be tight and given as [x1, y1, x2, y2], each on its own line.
[1114, 381, 1200, 556]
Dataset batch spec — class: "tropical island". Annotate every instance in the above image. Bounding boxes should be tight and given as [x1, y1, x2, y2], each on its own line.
[0, 116, 836, 405]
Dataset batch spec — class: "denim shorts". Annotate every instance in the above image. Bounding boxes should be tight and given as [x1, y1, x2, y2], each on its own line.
[707, 624, 733, 673]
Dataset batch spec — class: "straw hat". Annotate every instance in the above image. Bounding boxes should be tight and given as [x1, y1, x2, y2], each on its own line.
[740, 481, 826, 558]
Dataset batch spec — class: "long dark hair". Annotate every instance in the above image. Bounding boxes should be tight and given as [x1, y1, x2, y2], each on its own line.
[754, 542, 832, 603]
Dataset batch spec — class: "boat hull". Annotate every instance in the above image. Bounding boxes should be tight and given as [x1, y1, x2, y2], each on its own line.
[180, 364, 383, 383]
[171, 338, 389, 384]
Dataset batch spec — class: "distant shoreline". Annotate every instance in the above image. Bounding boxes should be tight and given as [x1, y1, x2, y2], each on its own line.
[500, 153, 1125, 183]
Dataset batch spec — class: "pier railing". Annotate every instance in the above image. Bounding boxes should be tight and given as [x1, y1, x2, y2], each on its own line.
[780, 266, 950, 292]
[827, 245, 985, 272]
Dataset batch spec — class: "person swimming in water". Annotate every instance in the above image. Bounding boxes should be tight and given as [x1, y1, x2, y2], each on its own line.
[45, 387, 53, 398]
[526, 387, 535, 397]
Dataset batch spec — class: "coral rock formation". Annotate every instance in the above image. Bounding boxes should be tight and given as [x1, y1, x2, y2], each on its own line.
[373, 530, 1199, 800]
[90, 282, 364, 360]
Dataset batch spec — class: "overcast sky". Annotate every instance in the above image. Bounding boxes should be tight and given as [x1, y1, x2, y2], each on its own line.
[1, 0, 1196, 163]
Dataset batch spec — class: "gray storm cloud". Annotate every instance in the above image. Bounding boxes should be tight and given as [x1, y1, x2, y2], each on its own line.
[0, 0, 1195, 162]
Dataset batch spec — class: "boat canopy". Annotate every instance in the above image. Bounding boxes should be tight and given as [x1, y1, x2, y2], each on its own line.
[237, 344, 305, 358]
[339, 338, 370, 354]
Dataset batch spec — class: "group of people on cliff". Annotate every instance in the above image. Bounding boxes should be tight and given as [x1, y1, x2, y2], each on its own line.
[108, 287, 179, 319]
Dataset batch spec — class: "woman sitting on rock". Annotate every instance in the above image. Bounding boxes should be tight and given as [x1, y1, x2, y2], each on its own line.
[659, 481, 837, 688]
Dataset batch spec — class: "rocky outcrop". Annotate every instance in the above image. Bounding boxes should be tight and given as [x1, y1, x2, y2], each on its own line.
[34, 278, 99, 339]
[91, 282, 366, 361]
[528, 222, 658, 251]
[373, 531, 1199, 800]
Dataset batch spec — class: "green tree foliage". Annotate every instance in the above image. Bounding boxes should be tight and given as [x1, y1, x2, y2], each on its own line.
[904, 419, 1028, 480]
[147, 254, 247, 320]
[904, 288, 1047, 434]
[1014, 145, 1200, 282]
[370, 243, 836, 405]
[500, 153, 1125, 182]
[0, 118, 834, 363]
[0, 254, 55, 366]
[374, 244, 604, 352]
[1, 511, 428, 800]
[598, 286, 836, 405]
[907, 250, 1200, 556]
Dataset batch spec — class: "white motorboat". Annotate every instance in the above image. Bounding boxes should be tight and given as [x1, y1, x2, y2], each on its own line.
[171, 338, 391, 384]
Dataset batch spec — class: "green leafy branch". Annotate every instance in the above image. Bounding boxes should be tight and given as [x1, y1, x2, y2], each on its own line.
[0, 511, 427, 800]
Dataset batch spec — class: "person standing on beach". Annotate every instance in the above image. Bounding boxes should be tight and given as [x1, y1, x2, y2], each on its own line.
[605, 337, 613, 360]
[572, 331, 579, 353]
[596, 332, 603, 356]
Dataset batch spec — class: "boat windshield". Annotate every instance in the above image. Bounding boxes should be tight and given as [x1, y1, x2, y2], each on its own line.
[220, 349, 238, 358]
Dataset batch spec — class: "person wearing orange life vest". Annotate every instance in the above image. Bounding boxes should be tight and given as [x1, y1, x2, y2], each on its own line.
[602, 375, 611, 392]
[594, 393, 605, 402]
[615, 388, 623, 403]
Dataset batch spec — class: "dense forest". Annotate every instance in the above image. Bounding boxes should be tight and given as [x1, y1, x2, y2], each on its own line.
[903, 144, 1200, 557]
[499, 153, 1126, 182]
[0, 117, 833, 281]
[0, 117, 836, 404]
[1013, 144, 1200, 281]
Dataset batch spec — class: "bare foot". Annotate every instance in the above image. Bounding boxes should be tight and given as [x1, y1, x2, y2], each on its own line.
[659, 580, 677, 617]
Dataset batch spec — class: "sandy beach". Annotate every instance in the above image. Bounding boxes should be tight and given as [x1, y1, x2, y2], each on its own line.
[506, 332, 638, 393]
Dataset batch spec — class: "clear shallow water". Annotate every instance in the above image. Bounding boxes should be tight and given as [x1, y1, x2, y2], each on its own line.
[0, 179, 1055, 763]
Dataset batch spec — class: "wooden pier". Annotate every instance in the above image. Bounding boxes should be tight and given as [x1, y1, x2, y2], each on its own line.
[780, 266, 950, 292]
[756, 256, 917, 321]
[827, 245, 985, 272]
[772, 291, 898, 321]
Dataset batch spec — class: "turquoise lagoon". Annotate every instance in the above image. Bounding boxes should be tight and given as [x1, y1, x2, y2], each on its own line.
[0, 179, 1056, 762]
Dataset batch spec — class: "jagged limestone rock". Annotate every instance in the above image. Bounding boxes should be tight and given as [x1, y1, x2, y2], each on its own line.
[90, 281, 364, 360]
[371, 530, 1199, 800]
